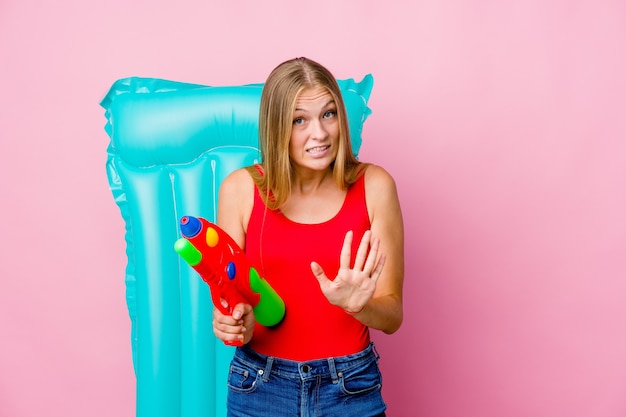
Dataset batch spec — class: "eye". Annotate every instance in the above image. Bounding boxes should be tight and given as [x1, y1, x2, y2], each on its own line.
[293, 117, 305, 125]
[323, 110, 337, 119]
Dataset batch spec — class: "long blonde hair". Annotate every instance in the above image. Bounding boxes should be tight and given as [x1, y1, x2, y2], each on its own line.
[246, 57, 365, 210]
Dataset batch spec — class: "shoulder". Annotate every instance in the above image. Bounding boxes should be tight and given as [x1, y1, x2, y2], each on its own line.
[362, 164, 398, 197]
[362, 164, 402, 223]
[218, 168, 256, 243]
[223, 166, 256, 186]
[220, 167, 255, 195]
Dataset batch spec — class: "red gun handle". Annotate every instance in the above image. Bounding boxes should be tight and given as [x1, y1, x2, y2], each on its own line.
[210, 286, 232, 315]
[210, 287, 244, 347]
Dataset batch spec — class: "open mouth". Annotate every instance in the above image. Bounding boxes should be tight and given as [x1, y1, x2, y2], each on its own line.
[307, 145, 330, 154]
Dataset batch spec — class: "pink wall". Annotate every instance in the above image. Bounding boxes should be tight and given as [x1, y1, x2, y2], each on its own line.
[1, 1, 625, 416]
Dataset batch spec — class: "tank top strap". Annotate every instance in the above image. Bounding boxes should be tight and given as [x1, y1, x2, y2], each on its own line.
[253, 164, 264, 176]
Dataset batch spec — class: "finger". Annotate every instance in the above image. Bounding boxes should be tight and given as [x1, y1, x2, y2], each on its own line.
[232, 302, 252, 320]
[361, 235, 381, 274]
[213, 306, 243, 328]
[214, 325, 245, 344]
[310, 261, 324, 279]
[213, 311, 243, 330]
[213, 308, 247, 333]
[353, 230, 373, 271]
[213, 317, 245, 345]
[311, 261, 330, 290]
[214, 321, 245, 335]
[339, 230, 354, 269]
[370, 252, 386, 283]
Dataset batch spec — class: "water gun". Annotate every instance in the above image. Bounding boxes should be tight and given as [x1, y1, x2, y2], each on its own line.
[174, 215, 285, 346]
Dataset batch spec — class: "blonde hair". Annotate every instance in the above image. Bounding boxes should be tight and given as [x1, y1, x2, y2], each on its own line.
[247, 57, 365, 210]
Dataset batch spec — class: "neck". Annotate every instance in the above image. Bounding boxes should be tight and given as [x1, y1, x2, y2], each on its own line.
[291, 168, 334, 195]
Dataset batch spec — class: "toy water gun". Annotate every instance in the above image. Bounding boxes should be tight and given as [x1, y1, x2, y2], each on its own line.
[174, 215, 285, 346]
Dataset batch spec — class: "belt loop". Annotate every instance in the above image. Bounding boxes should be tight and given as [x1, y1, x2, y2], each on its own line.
[371, 342, 381, 361]
[262, 356, 274, 382]
[327, 357, 339, 383]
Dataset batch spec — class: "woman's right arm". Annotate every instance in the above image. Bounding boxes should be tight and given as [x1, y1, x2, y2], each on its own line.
[212, 168, 256, 345]
[217, 168, 254, 249]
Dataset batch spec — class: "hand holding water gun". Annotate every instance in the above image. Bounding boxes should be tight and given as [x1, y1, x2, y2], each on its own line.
[174, 216, 285, 346]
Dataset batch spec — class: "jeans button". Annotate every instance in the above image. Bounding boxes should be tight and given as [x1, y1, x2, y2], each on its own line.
[302, 364, 311, 373]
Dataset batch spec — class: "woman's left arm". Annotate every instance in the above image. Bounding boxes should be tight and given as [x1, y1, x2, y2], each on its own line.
[310, 165, 404, 333]
[355, 164, 404, 333]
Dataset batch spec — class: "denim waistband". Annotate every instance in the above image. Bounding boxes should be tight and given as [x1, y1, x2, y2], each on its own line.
[234, 342, 380, 382]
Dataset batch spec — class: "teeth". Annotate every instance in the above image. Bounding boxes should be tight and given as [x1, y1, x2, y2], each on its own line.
[308, 146, 328, 153]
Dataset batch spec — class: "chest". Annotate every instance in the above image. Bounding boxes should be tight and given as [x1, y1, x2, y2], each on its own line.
[279, 187, 347, 224]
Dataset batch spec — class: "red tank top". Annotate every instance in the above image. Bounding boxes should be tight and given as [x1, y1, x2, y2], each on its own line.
[245, 169, 371, 361]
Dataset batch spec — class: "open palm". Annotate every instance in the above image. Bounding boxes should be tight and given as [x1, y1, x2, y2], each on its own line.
[310, 230, 386, 313]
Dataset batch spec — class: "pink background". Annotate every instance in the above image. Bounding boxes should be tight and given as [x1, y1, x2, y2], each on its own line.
[1, 1, 625, 416]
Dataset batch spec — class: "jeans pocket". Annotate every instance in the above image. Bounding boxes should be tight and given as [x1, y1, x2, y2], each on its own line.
[227, 362, 260, 394]
[338, 358, 383, 396]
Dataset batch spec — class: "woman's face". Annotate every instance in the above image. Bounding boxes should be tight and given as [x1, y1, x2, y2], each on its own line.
[289, 86, 340, 173]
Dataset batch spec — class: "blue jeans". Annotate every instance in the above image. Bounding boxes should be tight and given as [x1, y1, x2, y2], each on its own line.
[226, 343, 387, 417]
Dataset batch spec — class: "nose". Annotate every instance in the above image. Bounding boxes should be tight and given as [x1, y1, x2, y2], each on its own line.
[309, 118, 329, 141]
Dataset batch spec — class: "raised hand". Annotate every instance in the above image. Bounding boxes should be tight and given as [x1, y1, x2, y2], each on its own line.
[310, 230, 386, 314]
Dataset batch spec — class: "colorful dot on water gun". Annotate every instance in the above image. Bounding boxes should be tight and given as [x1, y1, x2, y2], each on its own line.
[226, 261, 236, 280]
[206, 227, 219, 247]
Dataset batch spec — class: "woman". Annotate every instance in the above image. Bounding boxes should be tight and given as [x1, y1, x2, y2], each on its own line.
[214, 57, 404, 417]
